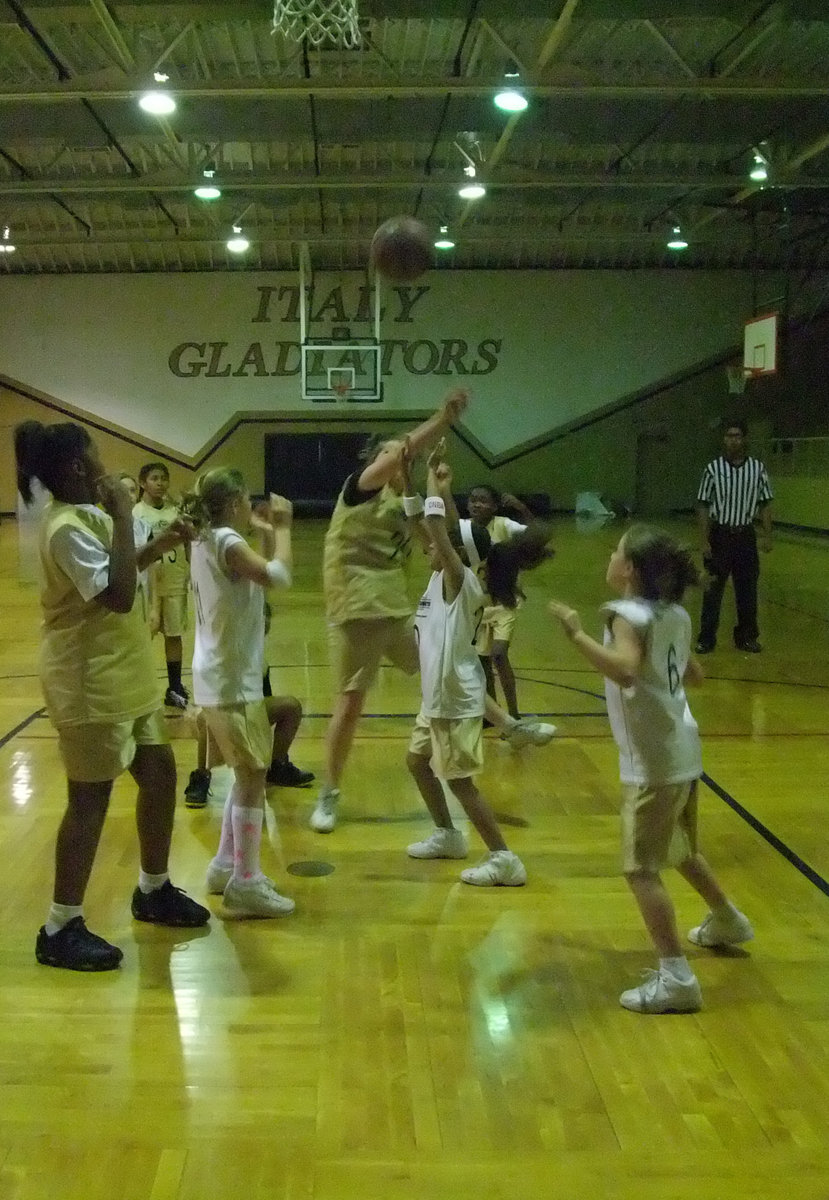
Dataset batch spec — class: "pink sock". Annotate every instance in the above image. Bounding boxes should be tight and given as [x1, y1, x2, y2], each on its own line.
[230, 805, 264, 882]
[215, 788, 238, 866]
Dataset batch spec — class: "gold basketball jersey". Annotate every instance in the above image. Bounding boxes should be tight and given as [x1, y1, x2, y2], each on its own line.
[39, 502, 160, 725]
[323, 482, 412, 624]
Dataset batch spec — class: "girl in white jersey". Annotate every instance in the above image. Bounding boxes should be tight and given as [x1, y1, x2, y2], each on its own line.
[406, 449, 552, 886]
[550, 525, 753, 1014]
[184, 469, 298, 919]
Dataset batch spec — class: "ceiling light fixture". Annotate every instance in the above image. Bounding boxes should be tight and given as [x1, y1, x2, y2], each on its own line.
[194, 169, 221, 200]
[139, 72, 176, 115]
[0, 225, 15, 253]
[666, 225, 689, 251]
[458, 182, 486, 200]
[434, 225, 455, 250]
[458, 164, 486, 200]
[226, 225, 250, 253]
[749, 149, 769, 182]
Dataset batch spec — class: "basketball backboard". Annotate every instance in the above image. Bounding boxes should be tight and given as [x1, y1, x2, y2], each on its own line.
[743, 312, 778, 376]
[299, 241, 383, 402]
[301, 339, 382, 402]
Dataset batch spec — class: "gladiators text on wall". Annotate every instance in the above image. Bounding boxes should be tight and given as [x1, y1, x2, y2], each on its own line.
[168, 337, 502, 379]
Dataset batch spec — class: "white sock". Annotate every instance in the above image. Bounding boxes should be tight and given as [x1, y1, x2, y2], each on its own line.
[713, 899, 739, 919]
[138, 870, 169, 894]
[44, 902, 83, 936]
[660, 955, 694, 981]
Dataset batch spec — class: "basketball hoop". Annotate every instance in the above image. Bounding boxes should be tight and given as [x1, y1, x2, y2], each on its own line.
[273, 0, 361, 48]
[332, 381, 351, 402]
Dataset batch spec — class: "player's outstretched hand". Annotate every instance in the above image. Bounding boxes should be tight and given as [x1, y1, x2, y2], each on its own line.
[549, 600, 583, 639]
[153, 516, 194, 556]
[97, 474, 133, 523]
[441, 388, 469, 423]
[269, 493, 293, 526]
[426, 437, 446, 470]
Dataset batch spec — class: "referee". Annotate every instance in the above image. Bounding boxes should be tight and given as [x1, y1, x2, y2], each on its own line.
[696, 419, 773, 654]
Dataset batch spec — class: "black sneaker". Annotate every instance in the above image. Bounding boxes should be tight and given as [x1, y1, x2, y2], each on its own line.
[164, 687, 188, 710]
[184, 767, 211, 808]
[131, 880, 210, 927]
[266, 758, 315, 788]
[35, 917, 123, 972]
[694, 640, 715, 654]
[736, 639, 762, 653]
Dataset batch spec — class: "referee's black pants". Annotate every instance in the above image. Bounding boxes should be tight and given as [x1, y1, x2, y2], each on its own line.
[699, 524, 760, 648]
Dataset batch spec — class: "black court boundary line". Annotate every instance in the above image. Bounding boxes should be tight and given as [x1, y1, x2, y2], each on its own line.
[701, 771, 829, 899]
[4, 711, 827, 899]
[0, 707, 45, 751]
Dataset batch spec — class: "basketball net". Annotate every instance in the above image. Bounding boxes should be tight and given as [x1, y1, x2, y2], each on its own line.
[333, 381, 351, 402]
[273, 1, 361, 48]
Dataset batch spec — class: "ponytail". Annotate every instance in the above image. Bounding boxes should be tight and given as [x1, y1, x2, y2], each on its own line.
[483, 523, 554, 607]
[181, 467, 247, 535]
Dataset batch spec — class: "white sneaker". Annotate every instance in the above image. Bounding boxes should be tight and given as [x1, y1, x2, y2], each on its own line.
[310, 788, 340, 833]
[460, 850, 527, 887]
[205, 858, 233, 895]
[407, 827, 468, 859]
[619, 968, 702, 1013]
[504, 719, 557, 749]
[223, 876, 295, 918]
[688, 908, 754, 947]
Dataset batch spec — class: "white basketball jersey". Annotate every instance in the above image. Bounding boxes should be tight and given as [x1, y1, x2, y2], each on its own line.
[191, 527, 267, 706]
[415, 566, 486, 719]
[603, 598, 702, 785]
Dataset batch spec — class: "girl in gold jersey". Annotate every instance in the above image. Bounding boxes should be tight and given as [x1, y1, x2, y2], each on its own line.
[15, 421, 209, 973]
[134, 461, 191, 709]
[310, 389, 470, 832]
[310, 391, 557, 833]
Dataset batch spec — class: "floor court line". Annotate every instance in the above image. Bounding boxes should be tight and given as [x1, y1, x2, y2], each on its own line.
[5, 708, 827, 899]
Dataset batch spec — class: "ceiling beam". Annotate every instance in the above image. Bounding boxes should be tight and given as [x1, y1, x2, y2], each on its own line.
[4, 173, 828, 197]
[88, 0, 134, 73]
[1, 78, 829, 103]
[0, 229, 758, 250]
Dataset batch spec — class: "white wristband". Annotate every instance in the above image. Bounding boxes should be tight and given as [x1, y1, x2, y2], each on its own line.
[424, 496, 446, 518]
[403, 494, 424, 517]
[266, 559, 292, 589]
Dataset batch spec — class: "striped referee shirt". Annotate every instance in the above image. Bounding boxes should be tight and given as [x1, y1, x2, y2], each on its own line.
[697, 456, 773, 527]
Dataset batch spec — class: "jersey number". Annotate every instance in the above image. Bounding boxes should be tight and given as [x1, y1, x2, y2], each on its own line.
[667, 644, 681, 695]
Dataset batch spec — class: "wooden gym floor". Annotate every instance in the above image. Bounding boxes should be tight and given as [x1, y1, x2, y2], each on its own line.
[0, 515, 827, 1200]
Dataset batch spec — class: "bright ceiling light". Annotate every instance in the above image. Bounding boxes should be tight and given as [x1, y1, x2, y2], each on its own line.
[138, 90, 176, 115]
[226, 226, 250, 253]
[494, 88, 528, 113]
[666, 225, 689, 251]
[0, 225, 14, 252]
[749, 151, 768, 182]
[458, 182, 486, 200]
[434, 225, 455, 250]
[194, 185, 222, 200]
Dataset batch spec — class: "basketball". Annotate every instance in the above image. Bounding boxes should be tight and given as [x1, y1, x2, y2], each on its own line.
[369, 215, 433, 283]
